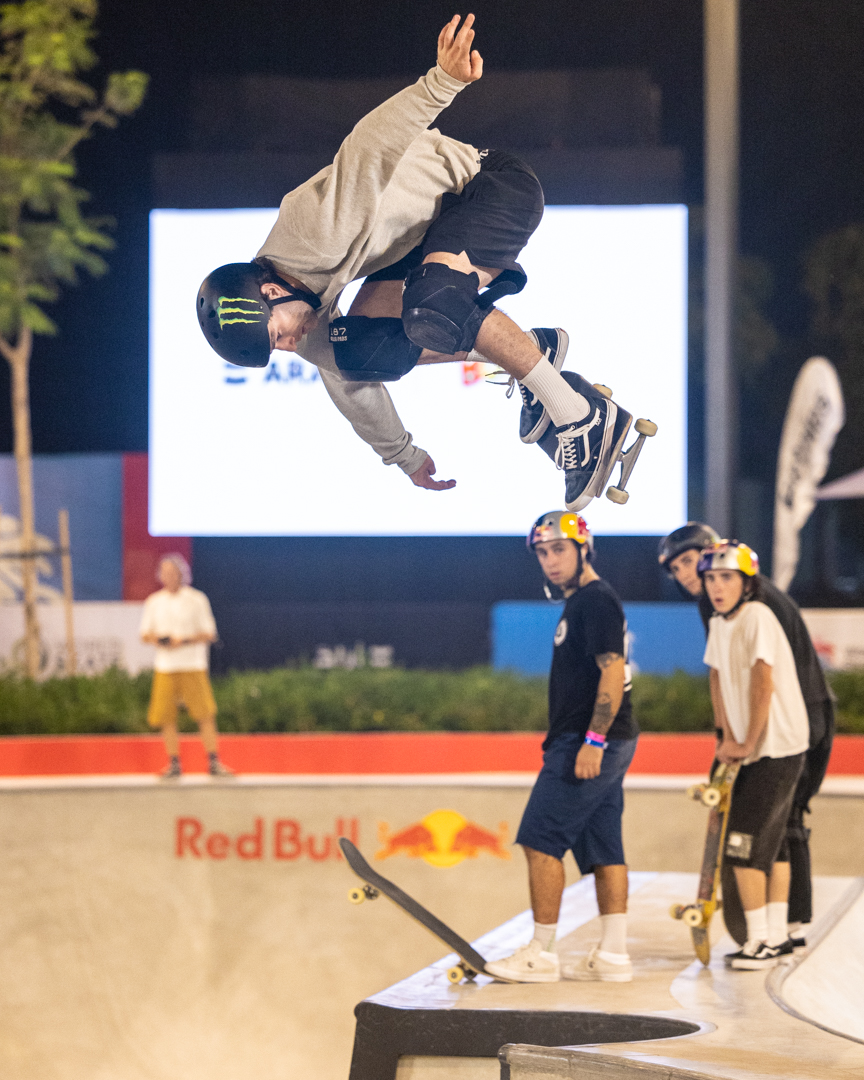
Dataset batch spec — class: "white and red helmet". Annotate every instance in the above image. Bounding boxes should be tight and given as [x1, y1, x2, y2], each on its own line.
[527, 510, 593, 555]
[697, 540, 759, 578]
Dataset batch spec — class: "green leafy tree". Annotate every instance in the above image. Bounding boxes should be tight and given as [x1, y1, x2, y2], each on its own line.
[0, 0, 147, 676]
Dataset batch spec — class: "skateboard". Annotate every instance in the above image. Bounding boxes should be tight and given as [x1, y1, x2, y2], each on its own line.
[591, 385, 658, 505]
[340, 837, 491, 985]
[670, 761, 742, 964]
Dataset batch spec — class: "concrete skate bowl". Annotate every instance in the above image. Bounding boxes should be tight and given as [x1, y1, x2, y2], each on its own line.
[349, 1002, 700, 1080]
[768, 876, 864, 1044]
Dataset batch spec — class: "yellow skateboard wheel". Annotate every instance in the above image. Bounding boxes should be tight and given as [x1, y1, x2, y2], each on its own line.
[702, 787, 722, 807]
[635, 418, 658, 437]
[683, 906, 703, 928]
[606, 487, 629, 505]
[447, 966, 464, 984]
[348, 887, 365, 904]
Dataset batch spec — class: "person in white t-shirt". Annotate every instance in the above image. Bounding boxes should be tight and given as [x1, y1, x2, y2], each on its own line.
[140, 554, 233, 779]
[700, 541, 809, 971]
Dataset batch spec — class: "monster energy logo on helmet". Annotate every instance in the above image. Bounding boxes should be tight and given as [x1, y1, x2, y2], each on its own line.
[197, 261, 321, 369]
[216, 295, 267, 329]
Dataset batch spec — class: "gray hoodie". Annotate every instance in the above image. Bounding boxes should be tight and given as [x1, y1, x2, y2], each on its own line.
[256, 65, 480, 474]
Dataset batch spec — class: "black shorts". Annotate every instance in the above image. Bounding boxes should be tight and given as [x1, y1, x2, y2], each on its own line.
[366, 150, 545, 288]
[725, 753, 806, 874]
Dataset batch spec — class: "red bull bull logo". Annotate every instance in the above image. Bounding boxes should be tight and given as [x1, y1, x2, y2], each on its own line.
[376, 809, 510, 867]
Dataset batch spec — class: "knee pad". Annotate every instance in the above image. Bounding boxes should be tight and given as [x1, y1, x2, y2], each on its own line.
[401, 263, 492, 354]
[329, 316, 421, 382]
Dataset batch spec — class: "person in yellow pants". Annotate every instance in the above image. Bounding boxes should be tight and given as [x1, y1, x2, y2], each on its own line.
[140, 554, 234, 779]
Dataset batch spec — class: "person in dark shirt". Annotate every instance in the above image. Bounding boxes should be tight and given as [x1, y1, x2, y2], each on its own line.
[486, 511, 639, 984]
[658, 522, 835, 945]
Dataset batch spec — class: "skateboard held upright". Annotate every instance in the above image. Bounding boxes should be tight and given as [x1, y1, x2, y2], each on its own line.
[340, 837, 496, 985]
[670, 762, 743, 964]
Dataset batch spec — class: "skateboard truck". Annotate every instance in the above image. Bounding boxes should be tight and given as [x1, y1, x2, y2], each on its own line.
[606, 418, 658, 505]
[670, 903, 706, 929]
[447, 961, 479, 985]
[348, 884, 380, 904]
[686, 782, 722, 808]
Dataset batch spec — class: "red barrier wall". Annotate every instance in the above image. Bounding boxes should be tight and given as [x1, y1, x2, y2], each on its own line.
[0, 732, 861, 777]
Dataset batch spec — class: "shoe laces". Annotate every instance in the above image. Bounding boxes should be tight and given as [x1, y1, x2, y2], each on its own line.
[555, 408, 602, 471]
[485, 341, 552, 405]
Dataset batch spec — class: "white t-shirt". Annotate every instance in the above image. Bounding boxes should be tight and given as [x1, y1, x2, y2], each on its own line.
[139, 586, 217, 674]
[703, 600, 809, 762]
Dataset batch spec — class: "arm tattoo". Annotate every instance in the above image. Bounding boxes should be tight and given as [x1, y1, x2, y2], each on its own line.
[595, 652, 622, 669]
[589, 692, 615, 736]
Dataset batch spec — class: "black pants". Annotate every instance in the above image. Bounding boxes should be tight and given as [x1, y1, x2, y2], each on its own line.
[787, 699, 836, 924]
[366, 149, 544, 288]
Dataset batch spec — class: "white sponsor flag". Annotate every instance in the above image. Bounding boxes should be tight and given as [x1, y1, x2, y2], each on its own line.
[773, 357, 845, 591]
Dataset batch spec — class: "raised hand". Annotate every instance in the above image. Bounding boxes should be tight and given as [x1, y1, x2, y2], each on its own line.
[437, 13, 483, 84]
[409, 453, 456, 491]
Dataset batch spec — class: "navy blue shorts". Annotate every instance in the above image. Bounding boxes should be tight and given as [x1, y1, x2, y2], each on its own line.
[516, 735, 638, 874]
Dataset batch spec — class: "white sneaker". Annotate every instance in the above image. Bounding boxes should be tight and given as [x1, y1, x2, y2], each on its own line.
[563, 946, 633, 982]
[485, 939, 561, 983]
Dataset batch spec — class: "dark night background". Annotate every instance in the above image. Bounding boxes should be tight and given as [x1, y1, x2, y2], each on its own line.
[1, 0, 864, 655]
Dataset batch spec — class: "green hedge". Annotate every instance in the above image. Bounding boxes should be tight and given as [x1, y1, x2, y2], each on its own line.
[0, 666, 862, 736]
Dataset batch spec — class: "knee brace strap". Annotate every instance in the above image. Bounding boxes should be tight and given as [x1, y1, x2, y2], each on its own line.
[330, 316, 421, 382]
[401, 262, 491, 355]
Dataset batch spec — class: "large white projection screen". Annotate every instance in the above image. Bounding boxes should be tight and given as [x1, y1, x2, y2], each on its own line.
[149, 205, 687, 536]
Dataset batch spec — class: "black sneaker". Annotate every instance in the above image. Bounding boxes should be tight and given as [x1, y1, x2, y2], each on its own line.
[159, 759, 182, 780]
[517, 328, 569, 443]
[728, 941, 785, 970]
[537, 373, 632, 512]
[789, 935, 807, 955]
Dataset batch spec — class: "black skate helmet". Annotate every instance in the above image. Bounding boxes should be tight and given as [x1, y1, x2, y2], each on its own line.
[658, 522, 721, 572]
[196, 261, 321, 368]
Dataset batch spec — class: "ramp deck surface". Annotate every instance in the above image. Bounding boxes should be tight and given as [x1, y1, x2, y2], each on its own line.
[367, 873, 864, 1080]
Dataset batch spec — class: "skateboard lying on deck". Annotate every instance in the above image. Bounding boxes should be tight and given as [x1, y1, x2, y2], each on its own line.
[670, 761, 744, 965]
[340, 837, 493, 985]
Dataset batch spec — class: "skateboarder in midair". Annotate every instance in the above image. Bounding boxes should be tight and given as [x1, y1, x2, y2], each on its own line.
[659, 523, 835, 951]
[485, 511, 639, 983]
[195, 14, 634, 512]
[698, 541, 810, 969]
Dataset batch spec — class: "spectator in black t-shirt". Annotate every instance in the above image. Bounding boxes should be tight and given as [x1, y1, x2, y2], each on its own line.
[658, 522, 835, 946]
[486, 511, 639, 985]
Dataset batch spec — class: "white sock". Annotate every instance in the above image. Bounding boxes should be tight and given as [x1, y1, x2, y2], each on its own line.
[532, 921, 557, 952]
[744, 906, 769, 948]
[767, 902, 789, 947]
[599, 913, 628, 958]
[465, 348, 486, 365]
[787, 921, 803, 937]
[520, 360, 589, 426]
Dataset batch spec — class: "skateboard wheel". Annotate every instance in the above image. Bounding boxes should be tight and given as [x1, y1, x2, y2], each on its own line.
[683, 906, 703, 928]
[670, 904, 685, 921]
[348, 887, 366, 905]
[686, 784, 704, 801]
[635, 418, 658, 437]
[702, 787, 722, 807]
[606, 487, 629, 505]
[446, 966, 464, 984]
[593, 383, 613, 399]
